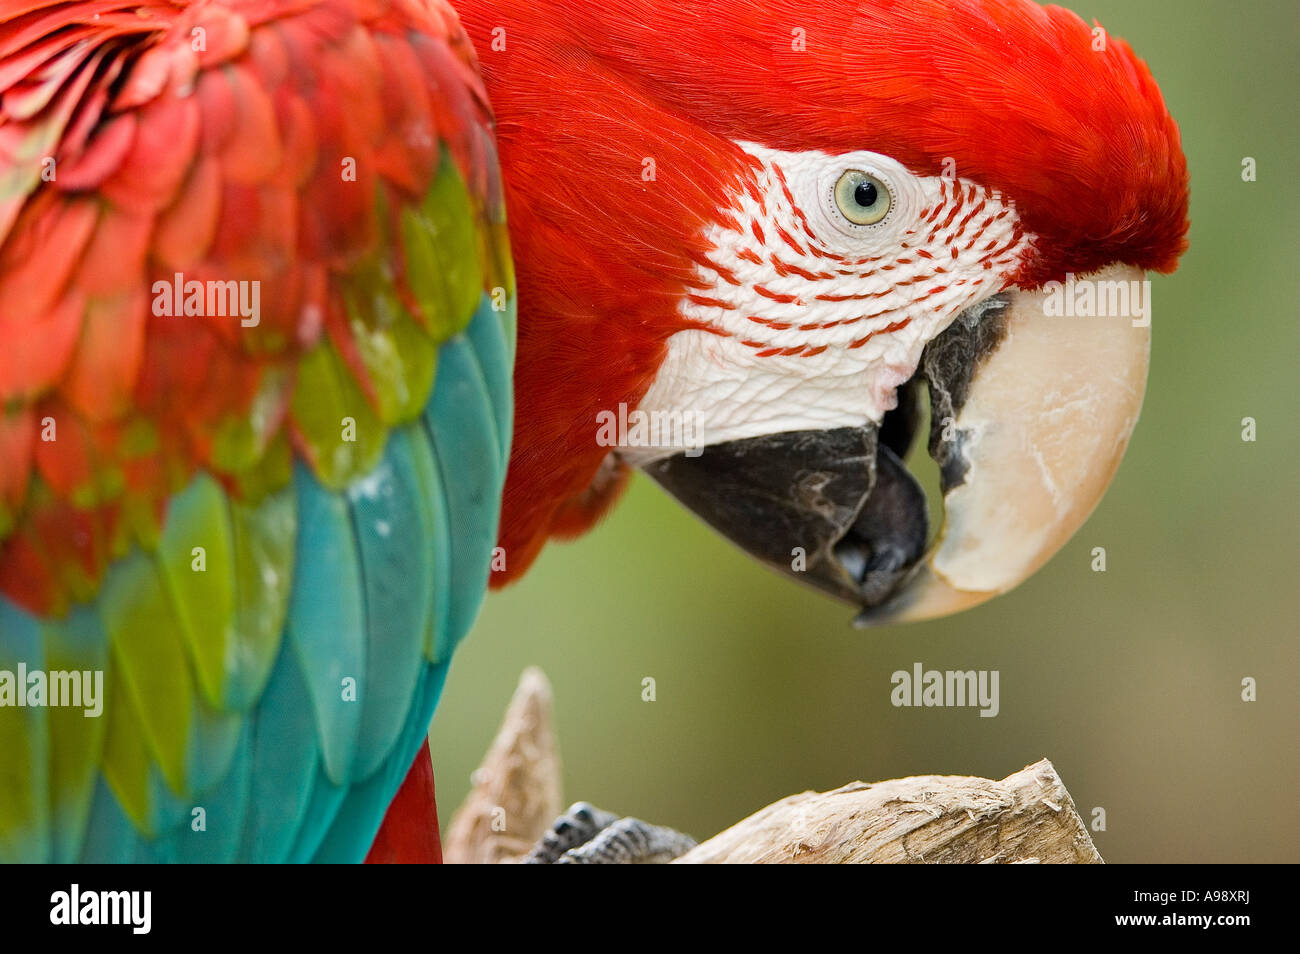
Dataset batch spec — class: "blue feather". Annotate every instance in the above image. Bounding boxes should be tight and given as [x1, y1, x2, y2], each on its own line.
[284, 462, 367, 786]
[239, 638, 322, 863]
[347, 430, 433, 779]
[424, 329, 505, 662]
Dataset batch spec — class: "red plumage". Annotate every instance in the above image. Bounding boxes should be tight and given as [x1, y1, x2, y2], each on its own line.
[0, 0, 1189, 864]
[364, 739, 443, 864]
[461, 0, 1189, 584]
[0, 0, 497, 615]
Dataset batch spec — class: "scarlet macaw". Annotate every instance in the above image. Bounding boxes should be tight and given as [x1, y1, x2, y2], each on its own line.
[0, 0, 1188, 862]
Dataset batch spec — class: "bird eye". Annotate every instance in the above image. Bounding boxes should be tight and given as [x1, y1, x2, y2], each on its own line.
[834, 170, 892, 225]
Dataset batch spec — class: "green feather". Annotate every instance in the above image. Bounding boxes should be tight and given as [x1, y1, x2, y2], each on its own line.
[0, 609, 49, 862]
[290, 335, 387, 490]
[100, 553, 194, 797]
[224, 486, 295, 710]
[402, 151, 483, 340]
[43, 607, 109, 862]
[155, 474, 236, 710]
[343, 270, 439, 426]
[99, 666, 158, 832]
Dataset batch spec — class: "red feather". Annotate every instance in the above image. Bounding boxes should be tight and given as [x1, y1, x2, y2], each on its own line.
[364, 740, 444, 865]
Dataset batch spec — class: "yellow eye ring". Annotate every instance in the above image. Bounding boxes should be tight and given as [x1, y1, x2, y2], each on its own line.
[834, 170, 892, 225]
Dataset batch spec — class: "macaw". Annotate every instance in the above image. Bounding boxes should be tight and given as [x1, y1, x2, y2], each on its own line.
[0, 0, 1188, 863]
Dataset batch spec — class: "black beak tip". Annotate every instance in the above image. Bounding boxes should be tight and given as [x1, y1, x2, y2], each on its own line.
[643, 427, 931, 621]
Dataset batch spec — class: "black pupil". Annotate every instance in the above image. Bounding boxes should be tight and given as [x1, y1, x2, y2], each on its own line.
[854, 179, 879, 208]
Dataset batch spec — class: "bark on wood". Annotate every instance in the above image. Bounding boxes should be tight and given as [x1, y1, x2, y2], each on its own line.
[674, 759, 1102, 864]
[443, 667, 563, 864]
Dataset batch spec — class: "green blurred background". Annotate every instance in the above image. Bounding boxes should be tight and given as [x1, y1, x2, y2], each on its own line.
[433, 0, 1300, 863]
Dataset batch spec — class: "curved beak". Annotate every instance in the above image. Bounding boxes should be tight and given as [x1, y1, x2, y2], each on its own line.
[643, 264, 1151, 626]
[857, 263, 1150, 623]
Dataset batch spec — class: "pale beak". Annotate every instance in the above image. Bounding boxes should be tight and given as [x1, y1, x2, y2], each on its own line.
[855, 263, 1151, 624]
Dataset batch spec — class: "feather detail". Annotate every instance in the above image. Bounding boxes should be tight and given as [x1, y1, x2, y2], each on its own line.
[0, 0, 514, 865]
[1, 0, 503, 616]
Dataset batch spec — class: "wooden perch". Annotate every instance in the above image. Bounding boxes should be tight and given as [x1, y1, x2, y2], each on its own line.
[443, 667, 563, 864]
[674, 760, 1102, 864]
[446, 668, 1101, 863]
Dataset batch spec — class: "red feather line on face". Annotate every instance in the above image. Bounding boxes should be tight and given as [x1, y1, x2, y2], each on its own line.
[699, 163, 1025, 356]
[458, 0, 1189, 586]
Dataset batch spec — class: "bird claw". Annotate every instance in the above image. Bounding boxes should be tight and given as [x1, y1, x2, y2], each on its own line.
[523, 802, 697, 864]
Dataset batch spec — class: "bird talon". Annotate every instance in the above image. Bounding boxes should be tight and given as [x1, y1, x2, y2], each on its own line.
[524, 803, 696, 864]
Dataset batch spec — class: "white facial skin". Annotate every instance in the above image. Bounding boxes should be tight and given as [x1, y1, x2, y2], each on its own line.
[620, 143, 1033, 464]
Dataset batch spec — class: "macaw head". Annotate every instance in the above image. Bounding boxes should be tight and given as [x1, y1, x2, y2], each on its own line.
[460, 0, 1189, 622]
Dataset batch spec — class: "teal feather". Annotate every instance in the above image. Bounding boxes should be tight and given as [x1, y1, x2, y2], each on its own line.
[347, 429, 434, 779]
[182, 694, 244, 798]
[465, 294, 517, 462]
[424, 328, 505, 663]
[407, 412, 453, 664]
[80, 778, 139, 863]
[173, 725, 253, 863]
[284, 463, 367, 786]
[239, 640, 322, 863]
[283, 765, 350, 864]
[311, 661, 450, 863]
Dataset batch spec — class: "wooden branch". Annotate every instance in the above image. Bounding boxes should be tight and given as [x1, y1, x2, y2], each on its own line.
[443, 667, 563, 864]
[674, 759, 1102, 864]
[444, 670, 1099, 864]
